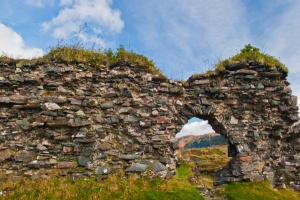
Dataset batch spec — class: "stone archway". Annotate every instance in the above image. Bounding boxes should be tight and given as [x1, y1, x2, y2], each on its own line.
[176, 90, 249, 184]
[171, 62, 299, 186]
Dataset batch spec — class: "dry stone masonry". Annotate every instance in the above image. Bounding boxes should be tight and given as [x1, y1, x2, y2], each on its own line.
[0, 60, 299, 189]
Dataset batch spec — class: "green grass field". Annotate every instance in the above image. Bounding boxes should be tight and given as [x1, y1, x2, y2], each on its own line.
[225, 181, 300, 200]
[0, 172, 203, 200]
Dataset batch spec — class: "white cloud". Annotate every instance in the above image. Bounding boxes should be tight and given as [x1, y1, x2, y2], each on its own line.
[124, 0, 250, 79]
[0, 23, 43, 58]
[42, 0, 124, 46]
[25, 0, 55, 7]
[176, 120, 214, 138]
[60, 0, 74, 6]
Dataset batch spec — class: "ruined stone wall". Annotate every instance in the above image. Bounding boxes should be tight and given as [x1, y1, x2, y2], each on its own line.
[0, 61, 299, 188]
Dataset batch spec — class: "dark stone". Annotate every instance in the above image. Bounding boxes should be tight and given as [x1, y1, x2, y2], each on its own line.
[105, 115, 119, 124]
[124, 114, 141, 122]
[227, 62, 248, 70]
[169, 87, 184, 95]
[210, 88, 220, 94]
[77, 156, 91, 167]
[100, 102, 115, 109]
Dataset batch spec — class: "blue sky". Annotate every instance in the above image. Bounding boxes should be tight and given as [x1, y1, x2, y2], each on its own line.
[1, 0, 300, 137]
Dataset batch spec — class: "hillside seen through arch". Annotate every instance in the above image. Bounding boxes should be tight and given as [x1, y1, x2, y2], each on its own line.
[175, 117, 227, 149]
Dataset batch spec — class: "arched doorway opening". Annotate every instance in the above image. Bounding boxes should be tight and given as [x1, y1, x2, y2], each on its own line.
[175, 117, 226, 149]
[175, 115, 231, 188]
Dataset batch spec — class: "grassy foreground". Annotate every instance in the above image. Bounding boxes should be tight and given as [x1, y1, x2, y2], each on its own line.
[1, 146, 299, 199]
[178, 146, 299, 200]
[225, 181, 300, 200]
[0, 173, 203, 200]
[1, 173, 298, 200]
[178, 145, 230, 189]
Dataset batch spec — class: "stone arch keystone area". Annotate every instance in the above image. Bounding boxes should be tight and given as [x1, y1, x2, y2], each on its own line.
[0, 60, 299, 188]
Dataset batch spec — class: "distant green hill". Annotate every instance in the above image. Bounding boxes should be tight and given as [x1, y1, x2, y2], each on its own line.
[175, 133, 227, 149]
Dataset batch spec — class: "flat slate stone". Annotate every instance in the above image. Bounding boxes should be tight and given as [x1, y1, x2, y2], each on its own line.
[100, 102, 115, 109]
[95, 164, 112, 175]
[193, 79, 209, 85]
[124, 114, 141, 122]
[16, 120, 30, 126]
[119, 154, 140, 160]
[15, 150, 35, 162]
[44, 102, 61, 110]
[57, 161, 76, 169]
[68, 98, 82, 105]
[230, 116, 239, 124]
[47, 96, 67, 103]
[0, 97, 10, 103]
[141, 160, 166, 172]
[0, 148, 14, 162]
[126, 163, 148, 172]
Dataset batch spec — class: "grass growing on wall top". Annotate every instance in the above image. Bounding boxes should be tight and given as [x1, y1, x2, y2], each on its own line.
[0, 45, 163, 76]
[45, 46, 106, 66]
[215, 44, 288, 74]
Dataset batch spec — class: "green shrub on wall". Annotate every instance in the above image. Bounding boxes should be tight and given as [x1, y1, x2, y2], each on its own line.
[215, 44, 288, 74]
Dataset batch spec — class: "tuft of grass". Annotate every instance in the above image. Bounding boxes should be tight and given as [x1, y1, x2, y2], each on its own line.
[187, 44, 288, 79]
[43, 46, 107, 66]
[192, 174, 215, 189]
[224, 181, 300, 200]
[213, 148, 224, 156]
[215, 44, 288, 74]
[176, 162, 192, 180]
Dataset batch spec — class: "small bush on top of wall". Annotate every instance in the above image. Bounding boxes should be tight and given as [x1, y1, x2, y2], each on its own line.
[215, 44, 288, 74]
